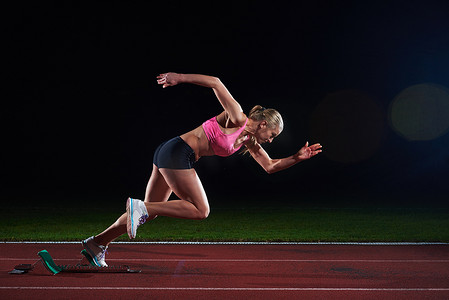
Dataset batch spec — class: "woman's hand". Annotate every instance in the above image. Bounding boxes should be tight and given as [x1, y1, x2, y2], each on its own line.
[295, 142, 322, 161]
[157, 72, 182, 88]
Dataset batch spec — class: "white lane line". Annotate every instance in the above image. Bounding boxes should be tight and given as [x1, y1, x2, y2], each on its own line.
[0, 287, 448, 291]
[1, 241, 448, 245]
[83, 259, 449, 263]
[2, 258, 449, 263]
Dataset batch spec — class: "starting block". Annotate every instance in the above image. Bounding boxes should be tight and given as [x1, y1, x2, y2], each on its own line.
[9, 249, 141, 275]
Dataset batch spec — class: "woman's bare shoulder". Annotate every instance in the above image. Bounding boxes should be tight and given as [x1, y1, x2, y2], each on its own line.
[216, 111, 247, 128]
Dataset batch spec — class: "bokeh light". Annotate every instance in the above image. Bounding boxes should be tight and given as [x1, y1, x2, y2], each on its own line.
[310, 90, 385, 163]
[389, 83, 449, 141]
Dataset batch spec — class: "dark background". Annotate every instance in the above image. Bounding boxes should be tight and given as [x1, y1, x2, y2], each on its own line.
[4, 1, 449, 208]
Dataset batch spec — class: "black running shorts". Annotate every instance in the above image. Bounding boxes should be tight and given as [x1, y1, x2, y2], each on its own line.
[153, 137, 196, 169]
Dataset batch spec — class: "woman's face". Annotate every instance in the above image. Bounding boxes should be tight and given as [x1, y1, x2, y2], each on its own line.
[256, 121, 281, 144]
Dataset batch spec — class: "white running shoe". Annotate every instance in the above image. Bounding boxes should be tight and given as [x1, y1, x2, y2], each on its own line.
[126, 197, 149, 239]
[82, 236, 108, 267]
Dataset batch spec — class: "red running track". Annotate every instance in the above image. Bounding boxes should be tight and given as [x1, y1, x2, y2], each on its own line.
[1, 243, 448, 299]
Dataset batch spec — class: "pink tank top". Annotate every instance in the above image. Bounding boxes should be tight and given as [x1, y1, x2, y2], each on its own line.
[202, 116, 249, 157]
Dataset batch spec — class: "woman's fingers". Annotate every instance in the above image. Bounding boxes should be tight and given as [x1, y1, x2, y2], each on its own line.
[157, 73, 168, 83]
[157, 74, 167, 85]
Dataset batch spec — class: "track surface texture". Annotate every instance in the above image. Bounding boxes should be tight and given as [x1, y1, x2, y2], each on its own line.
[1, 243, 448, 299]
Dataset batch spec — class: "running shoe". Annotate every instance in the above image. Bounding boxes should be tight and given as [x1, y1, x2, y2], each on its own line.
[82, 236, 108, 267]
[126, 197, 149, 239]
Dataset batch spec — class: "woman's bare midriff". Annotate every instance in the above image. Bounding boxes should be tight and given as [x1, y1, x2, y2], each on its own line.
[180, 125, 214, 161]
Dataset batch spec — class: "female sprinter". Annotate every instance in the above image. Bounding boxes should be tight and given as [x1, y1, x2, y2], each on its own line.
[82, 72, 322, 267]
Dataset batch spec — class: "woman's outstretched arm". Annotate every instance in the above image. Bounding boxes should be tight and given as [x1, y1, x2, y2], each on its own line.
[157, 72, 246, 125]
[247, 141, 322, 174]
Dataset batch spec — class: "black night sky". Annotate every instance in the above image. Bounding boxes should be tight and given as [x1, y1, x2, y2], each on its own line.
[4, 1, 449, 207]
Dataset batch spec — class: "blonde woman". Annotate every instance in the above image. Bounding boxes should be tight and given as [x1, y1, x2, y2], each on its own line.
[82, 73, 322, 267]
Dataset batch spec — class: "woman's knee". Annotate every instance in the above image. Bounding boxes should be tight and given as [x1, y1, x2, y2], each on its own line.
[196, 206, 210, 220]
[190, 201, 209, 220]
